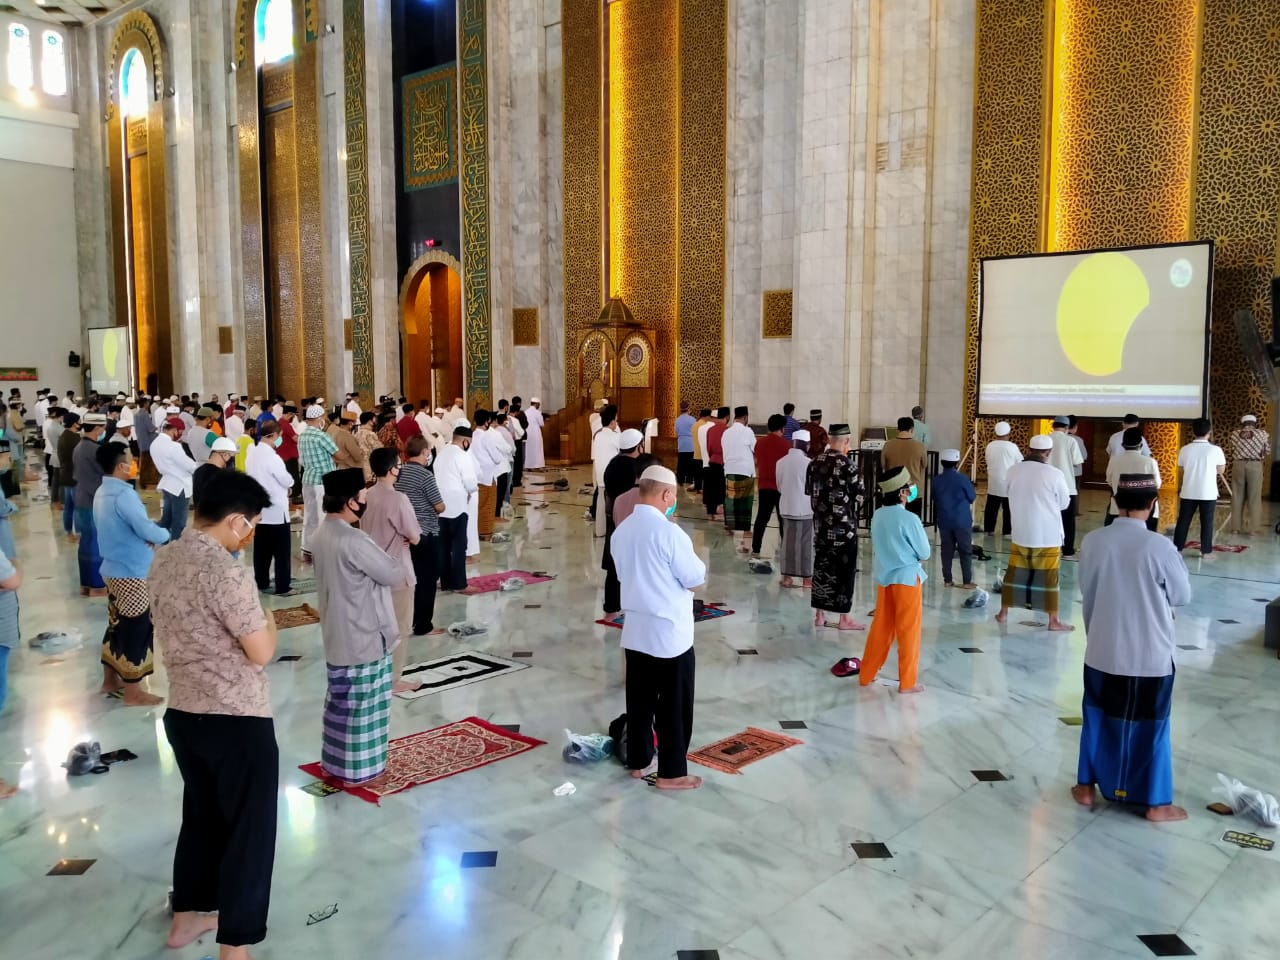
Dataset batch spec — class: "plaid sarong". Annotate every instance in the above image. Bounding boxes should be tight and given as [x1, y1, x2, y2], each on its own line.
[321, 653, 393, 784]
[725, 474, 756, 533]
[1001, 543, 1061, 615]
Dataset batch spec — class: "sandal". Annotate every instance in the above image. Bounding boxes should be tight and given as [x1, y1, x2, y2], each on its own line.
[830, 656, 862, 678]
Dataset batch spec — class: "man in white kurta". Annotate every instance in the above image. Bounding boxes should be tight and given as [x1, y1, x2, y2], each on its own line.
[524, 399, 546, 469]
[591, 408, 622, 537]
[983, 421, 1022, 536]
[775, 430, 814, 587]
[1047, 416, 1084, 558]
[996, 434, 1072, 631]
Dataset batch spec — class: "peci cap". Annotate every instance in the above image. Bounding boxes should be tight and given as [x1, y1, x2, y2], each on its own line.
[941, 448, 961, 462]
[322, 467, 366, 500]
[1117, 473, 1158, 494]
[994, 421, 1011, 436]
[716, 406, 731, 418]
[530, 397, 540, 404]
[340, 411, 358, 423]
[829, 423, 852, 437]
[878, 467, 910, 494]
[1052, 415, 1070, 427]
[809, 409, 822, 419]
[619, 428, 644, 449]
[792, 429, 811, 442]
[82, 413, 107, 426]
[1123, 426, 1144, 449]
[1029, 434, 1054, 450]
[640, 465, 677, 485]
[1242, 414, 1258, 423]
[734, 405, 749, 419]
[453, 425, 473, 438]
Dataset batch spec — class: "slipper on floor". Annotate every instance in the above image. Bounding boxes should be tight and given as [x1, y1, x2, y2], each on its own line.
[830, 657, 862, 678]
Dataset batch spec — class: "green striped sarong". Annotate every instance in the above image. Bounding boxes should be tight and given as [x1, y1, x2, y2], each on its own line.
[321, 653, 393, 784]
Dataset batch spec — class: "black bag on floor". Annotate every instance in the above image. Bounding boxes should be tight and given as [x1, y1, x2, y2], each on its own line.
[608, 712, 656, 767]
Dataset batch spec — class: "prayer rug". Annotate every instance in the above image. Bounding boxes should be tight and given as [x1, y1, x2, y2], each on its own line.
[687, 726, 804, 775]
[393, 651, 530, 701]
[298, 717, 545, 804]
[596, 604, 734, 629]
[1183, 542, 1247, 553]
[290, 577, 317, 594]
[462, 570, 556, 594]
[274, 604, 320, 629]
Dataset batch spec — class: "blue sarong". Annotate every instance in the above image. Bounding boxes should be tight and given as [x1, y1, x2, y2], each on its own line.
[1077, 664, 1174, 807]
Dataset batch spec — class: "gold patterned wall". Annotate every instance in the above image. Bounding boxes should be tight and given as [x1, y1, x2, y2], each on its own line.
[561, 0, 603, 404]
[459, 0, 493, 412]
[343, 0, 372, 404]
[762, 289, 793, 339]
[610, 0, 679, 422]
[403, 64, 457, 190]
[963, 0, 1050, 462]
[1195, 1, 1280, 455]
[677, 0, 728, 418]
[512, 307, 539, 346]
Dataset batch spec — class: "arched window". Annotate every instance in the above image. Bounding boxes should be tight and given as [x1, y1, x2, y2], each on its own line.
[6, 22, 33, 91]
[41, 30, 66, 96]
[120, 48, 148, 118]
[255, 0, 294, 67]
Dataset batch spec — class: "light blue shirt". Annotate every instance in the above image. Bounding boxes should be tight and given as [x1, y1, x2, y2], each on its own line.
[0, 552, 17, 648]
[870, 503, 930, 587]
[0, 497, 16, 559]
[94, 476, 170, 579]
[675, 414, 696, 453]
[612, 504, 707, 658]
[913, 419, 932, 450]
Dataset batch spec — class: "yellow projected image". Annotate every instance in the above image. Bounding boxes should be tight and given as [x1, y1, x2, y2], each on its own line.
[1055, 252, 1150, 376]
[102, 329, 120, 378]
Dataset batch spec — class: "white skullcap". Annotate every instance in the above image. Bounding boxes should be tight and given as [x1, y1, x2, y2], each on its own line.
[1242, 414, 1257, 423]
[619, 428, 644, 448]
[640, 465, 677, 485]
[454, 418, 471, 430]
[315, 397, 326, 405]
[994, 421, 1011, 436]
[1029, 434, 1053, 450]
[941, 448, 961, 461]
[792, 429, 811, 442]
[434, 407, 445, 415]
[305, 404, 325, 419]
[530, 397, 540, 404]
[117, 407, 134, 427]
[210, 437, 238, 453]
[165, 405, 180, 415]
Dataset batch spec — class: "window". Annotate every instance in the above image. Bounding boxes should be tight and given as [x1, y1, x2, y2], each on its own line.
[255, 0, 294, 67]
[7, 22, 33, 91]
[41, 31, 66, 96]
[120, 48, 148, 118]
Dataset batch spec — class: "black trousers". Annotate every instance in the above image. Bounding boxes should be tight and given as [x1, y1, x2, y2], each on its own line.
[163, 709, 278, 947]
[512, 440, 525, 489]
[983, 494, 1011, 535]
[252, 522, 292, 594]
[940, 525, 973, 585]
[677, 451, 696, 486]
[602, 524, 621, 614]
[1173, 499, 1216, 554]
[409, 534, 441, 633]
[1104, 512, 1159, 532]
[46, 454, 61, 503]
[703, 464, 726, 515]
[751, 487, 781, 555]
[691, 460, 704, 492]
[624, 646, 696, 779]
[495, 474, 509, 515]
[438, 514, 469, 590]
[1062, 494, 1079, 556]
[285, 458, 302, 502]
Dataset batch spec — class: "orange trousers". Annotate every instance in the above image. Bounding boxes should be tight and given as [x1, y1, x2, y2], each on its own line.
[859, 580, 922, 690]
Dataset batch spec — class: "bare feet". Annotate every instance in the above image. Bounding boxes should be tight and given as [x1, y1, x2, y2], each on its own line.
[392, 680, 421, 694]
[348, 772, 389, 791]
[65, 533, 79, 544]
[814, 611, 826, 627]
[630, 760, 658, 779]
[1145, 804, 1188, 822]
[86, 587, 107, 598]
[0, 778, 17, 799]
[121, 687, 164, 707]
[1048, 618, 1075, 632]
[781, 576, 795, 588]
[961, 583, 978, 590]
[994, 607, 1008, 623]
[99, 670, 124, 696]
[898, 684, 925, 694]
[803, 578, 812, 589]
[167, 910, 218, 948]
[1071, 784, 1096, 807]
[655, 775, 703, 790]
[220, 946, 254, 960]
[944, 582, 956, 588]
[836, 616, 867, 631]
[429, 628, 446, 636]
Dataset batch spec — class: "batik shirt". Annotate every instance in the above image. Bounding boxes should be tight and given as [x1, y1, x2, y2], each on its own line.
[806, 450, 861, 545]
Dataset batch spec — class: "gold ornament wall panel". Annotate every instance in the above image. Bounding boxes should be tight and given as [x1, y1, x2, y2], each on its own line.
[402, 63, 458, 190]
[512, 307, 539, 347]
[343, 0, 372, 404]
[459, 0, 493, 412]
[761, 290, 793, 340]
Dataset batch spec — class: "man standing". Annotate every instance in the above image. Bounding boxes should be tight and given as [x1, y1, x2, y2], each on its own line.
[1105, 427, 1161, 531]
[184, 408, 219, 465]
[224, 405, 245, 442]
[192, 437, 239, 510]
[782, 403, 801, 440]
[1069, 415, 1088, 489]
[911, 405, 932, 450]
[396, 403, 422, 449]
[590, 404, 622, 536]
[57, 412, 81, 542]
[344, 392, 363, 419]
[1173, 418, 1226, 560]
[1228, 413, 1269, 536]
[1047, 415, 1084, 559]
[396, 436, 447, 634]
[435, 424, 477, 591]
[43, 404, 65, 504]
[675, 401, 697, 487]
[801, 409, 828, 460]
[524, 398, 546, 470]
[722, 406, 757, 552]
[443, 397, 465, 428]
[329, 410, 364, 470]
[702, 406, 730, 522]
[362, 448, 422, 694]
[882, 417, 927, 517]
[690, 408, 713, 493]
[1106, 414, 1150, 459]
[600, 428, 644, 615]
[611, 465, 706, 791]
[751, 413, 790, 557]
[311, 468, 402, 788]
[134, 396, 158, 489]
[808, 424, 865, 631]
[277, 403, 302, 501]
[983, 421, 1021, 536]
[245, 420, 295, 597]
[470, 409, 505, 540]
[996, 435, 1073, 631]
[297, 403, 338, 563]
[1075, 474, 1191, 822]
[152, 416, 198, 542]
[73, 413, 109, 597]
[776, 429, 814, 589]
[932, 449, 977, 589]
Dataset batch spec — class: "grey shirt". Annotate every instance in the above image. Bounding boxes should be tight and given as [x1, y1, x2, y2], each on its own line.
[72, 437, 105, 509]
[1079, 518, 1192, 677]
[309, 515, 401, 666]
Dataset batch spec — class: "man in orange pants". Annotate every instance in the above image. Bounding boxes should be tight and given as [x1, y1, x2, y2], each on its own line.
[858, 467, 929, 693]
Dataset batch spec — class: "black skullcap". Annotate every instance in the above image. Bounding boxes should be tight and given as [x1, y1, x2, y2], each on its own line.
[734, 405, 749, 419]
[322, 467, 366, 500]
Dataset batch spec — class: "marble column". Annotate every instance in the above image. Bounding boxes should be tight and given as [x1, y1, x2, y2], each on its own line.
[72, 25, 112, 342]
[365, 0, 400, 398]
[487, 0, 516, 400]
[541, 0, 565, 411]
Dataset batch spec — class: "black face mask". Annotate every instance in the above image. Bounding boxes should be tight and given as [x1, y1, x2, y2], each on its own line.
[349, 499, 367, 520]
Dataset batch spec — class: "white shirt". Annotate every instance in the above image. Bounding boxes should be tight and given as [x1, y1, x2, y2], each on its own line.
[589, 412, 602, 436]
[1177, 439, 1226, 501]
[985, 439, 1023, 497]
[272, 403, 284, 419]
[1047, 431, 1083, 494]
[592, 425, 621, 475]
[776, 448, 813, 518]
[696, 420, 714, 466]
[1072, 434, 1087, 477]
[224, 414, 245, 441]
[346, 399, 362, 417]
[1106, 450, 1162, 517]
[433, 443, 477, 517]
[469, 428, 505, 485]
[44, 419, 64, 466]
[491, 426, 515, 476]
[34, 398, 48, 422]
[150, 432, 197, 497]
[1107, 429, 1150, 459]
[443, 405, 464, 426]
[415, 411, 433, 437]
[721, 422, 757, 477]
[612, 504, 707, 658]
[1006, 458, 1071, 548]
[153, 406, 168, 429]
[245, 440, 293, 525]
[395, 407, 405, 421]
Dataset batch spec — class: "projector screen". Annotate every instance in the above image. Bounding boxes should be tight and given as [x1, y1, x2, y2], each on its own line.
[977, 240, 1213, 420]
[88, 327, 131, 396]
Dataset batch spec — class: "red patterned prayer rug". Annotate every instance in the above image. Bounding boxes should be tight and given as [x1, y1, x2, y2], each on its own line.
[274, 603, 321, 629]
[461, 570, 555, 594]
[298, 717, 545, 804]
[687, 727, 804, 775]
[596, 604, 734, 629]
[1184, 542, 1247, 553]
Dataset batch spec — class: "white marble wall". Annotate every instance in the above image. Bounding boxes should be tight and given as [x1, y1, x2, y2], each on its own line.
[72, 25, 111, 342]
[365, 0, 400, 399]
[487, 0, 516, 402]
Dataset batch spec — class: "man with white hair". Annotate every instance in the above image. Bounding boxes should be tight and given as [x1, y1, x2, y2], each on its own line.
[983, 421, 1021, 536]
[611, 464, 706, 791]
[996, 434, 1073, 631]
[1228, 413, 1269, 536]
[524, 398, 546, 470]
[776, 429, 814, 588]
[297, 403, 338, 562]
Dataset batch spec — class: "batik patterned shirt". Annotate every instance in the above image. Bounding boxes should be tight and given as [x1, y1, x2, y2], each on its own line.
[806, 450, 861, 544]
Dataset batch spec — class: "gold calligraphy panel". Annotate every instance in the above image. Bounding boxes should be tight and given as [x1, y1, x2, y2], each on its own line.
[403, 63, 458, 190]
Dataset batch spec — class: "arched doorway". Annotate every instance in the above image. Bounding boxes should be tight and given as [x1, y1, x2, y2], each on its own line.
[399, 252, 464, 411]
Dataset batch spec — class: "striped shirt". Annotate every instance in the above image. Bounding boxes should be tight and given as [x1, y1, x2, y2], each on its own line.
[0, 552, 19, 648]
[298, 427, 338, 486]
[1229, 428, 1270, 462]
[394, 462, 444, 536]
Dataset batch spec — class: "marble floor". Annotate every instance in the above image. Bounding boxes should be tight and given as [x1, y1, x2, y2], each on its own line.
[2, 468, 1279, 960]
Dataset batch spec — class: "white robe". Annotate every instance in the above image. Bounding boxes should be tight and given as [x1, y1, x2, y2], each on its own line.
[466, 446, 480, 556]
[524, 407, 546, 468]
[592, 425, 622, 537]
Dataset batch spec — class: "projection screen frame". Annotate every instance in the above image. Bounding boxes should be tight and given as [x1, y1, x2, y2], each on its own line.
[975, 238, 1215, 421]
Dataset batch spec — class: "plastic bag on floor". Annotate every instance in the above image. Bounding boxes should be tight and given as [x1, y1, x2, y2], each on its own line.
[1215, 772, 1280, 827]
[498, 576, 525, 591]
[991, 567, 1004, 593]
[748, 558, 774, 574]
[562, 729, 613, 763]
[964, 588, 989, 609]
[491, 531, 513, 544]
[29, 630, 83, 654]
[446, 620, 489, 637]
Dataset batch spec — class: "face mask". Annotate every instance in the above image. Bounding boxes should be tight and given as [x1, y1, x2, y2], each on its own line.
[665, 503, 677, 518]
[232, 516, 255, 551]
[95, 433, 105, 443]
[907, 484, 919, 503]
[349, 499, 367, 520]
[273, 436, 283, 448]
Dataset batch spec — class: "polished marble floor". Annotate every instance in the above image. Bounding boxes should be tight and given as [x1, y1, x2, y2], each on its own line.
[2, 469, 1279, 960]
